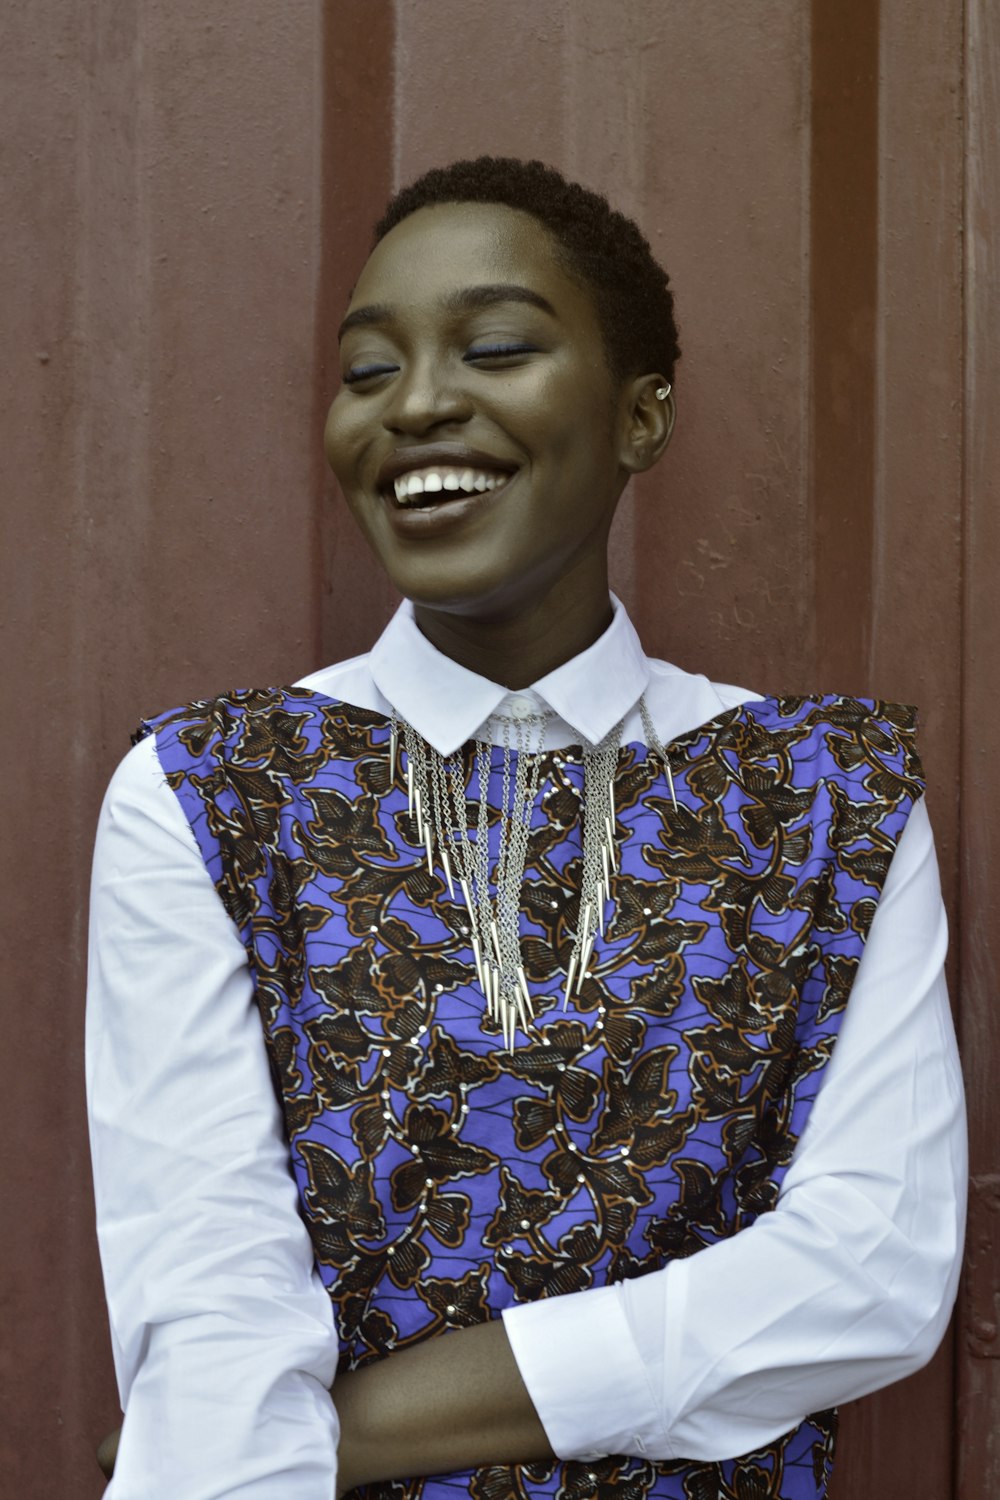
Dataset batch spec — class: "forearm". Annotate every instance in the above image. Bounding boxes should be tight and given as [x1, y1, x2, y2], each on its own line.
[333, 1318, 554, 1493]
[88, 740, 341, 1495]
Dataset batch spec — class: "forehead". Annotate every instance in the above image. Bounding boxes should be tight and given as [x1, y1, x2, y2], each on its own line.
[347, 201, 599, 333]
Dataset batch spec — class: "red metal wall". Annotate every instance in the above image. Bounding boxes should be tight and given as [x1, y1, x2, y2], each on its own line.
[2, 3, 995, 1495]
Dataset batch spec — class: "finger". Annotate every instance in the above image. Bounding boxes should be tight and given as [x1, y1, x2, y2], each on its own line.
[96, 1426, 121, 1480]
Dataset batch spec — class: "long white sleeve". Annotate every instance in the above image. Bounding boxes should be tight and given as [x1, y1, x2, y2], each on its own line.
[502, 795, 967, 1462]
[86, 734, 340, 1499]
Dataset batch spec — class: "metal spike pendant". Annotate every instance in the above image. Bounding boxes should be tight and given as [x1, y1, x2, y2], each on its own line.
[563, 949, 578, 1009]
[386, 704, 653, 1047]
[440, 843, 456, 899]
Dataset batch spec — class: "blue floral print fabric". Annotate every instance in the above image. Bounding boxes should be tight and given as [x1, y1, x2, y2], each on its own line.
[134, 690, 924, 1499]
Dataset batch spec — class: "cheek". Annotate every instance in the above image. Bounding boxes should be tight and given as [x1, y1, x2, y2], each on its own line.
[322, 393, 363, 486]
[502, 379, 607, 476]
[322, 402, 342, 474]
[516, 355, 614, 448]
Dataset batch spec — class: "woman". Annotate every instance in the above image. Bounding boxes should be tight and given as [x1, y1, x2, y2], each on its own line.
[87, 156, 966, 1499]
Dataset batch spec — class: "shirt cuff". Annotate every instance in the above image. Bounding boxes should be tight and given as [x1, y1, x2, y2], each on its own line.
[501, 1284, 664, 1462]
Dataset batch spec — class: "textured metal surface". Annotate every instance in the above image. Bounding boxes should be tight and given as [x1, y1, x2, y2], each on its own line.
[1, 3, 376, 1494]
[827, 0, 967, 1492]
[1, 1, 992, 1494]
[957, 0, 1000, 1492]
[965, 1178, 1000, 1361]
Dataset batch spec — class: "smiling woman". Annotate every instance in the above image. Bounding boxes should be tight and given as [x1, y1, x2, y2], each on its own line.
[324, 189, 675, 655]
[86, 157, 965, 1500]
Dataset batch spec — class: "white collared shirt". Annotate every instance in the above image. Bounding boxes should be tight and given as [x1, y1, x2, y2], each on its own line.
[86, 595, 966, 1496]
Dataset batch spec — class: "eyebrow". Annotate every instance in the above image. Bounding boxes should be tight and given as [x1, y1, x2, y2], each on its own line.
[337, 283, 558, 342]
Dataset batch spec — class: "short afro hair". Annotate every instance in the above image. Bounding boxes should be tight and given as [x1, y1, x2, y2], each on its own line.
[373, 155, 681, 390]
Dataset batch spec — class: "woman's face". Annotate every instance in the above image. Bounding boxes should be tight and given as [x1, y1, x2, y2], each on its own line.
[324, 201, 646, 625]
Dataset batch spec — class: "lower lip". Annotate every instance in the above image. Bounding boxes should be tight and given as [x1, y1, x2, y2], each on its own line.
[383, 472, 518, 537]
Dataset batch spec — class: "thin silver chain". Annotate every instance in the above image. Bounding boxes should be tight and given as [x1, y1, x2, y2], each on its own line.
[639, 697, 679, 810]
[388, 697, 674, 1047]
[560, 716, 623, 1010]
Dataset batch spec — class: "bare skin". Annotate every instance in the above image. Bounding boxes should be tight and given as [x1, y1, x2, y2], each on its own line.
[96, 1429, 118, 1480]
[98, 200, 675, 1490]
[332, 1320, 553, 1495]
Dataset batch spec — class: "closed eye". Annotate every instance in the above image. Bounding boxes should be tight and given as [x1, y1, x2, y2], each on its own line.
[342, 362, 398, 386]
[342, 344, 539, 387]
[465, 343, 538, 362]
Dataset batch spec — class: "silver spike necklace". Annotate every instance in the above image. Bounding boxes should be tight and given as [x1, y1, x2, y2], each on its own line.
[389, 698, 676, 1050]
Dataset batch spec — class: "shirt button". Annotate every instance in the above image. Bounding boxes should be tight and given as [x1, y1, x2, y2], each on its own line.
[507, 694, 535, 719]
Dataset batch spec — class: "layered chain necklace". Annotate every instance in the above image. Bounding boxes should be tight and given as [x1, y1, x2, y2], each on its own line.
[389, 698, 677, 1049]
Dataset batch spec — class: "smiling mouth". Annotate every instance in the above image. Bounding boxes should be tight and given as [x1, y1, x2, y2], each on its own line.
[386, 465, 514, 508]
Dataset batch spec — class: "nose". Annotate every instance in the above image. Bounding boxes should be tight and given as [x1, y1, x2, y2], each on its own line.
[382, 355, 473, 434]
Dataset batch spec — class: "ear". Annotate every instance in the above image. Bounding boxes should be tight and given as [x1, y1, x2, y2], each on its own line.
[616, 375, 676, 475]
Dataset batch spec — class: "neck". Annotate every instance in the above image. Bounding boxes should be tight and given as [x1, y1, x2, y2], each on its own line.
[411, 567, 613, 690]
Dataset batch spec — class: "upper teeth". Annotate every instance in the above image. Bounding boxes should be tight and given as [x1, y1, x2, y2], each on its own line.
[392, 467, 510, 504]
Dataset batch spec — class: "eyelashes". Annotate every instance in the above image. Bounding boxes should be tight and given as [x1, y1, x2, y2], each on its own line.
[341, 364, 396, 386]
[467, 342, 539, 360]
[342, 343, 539, 386]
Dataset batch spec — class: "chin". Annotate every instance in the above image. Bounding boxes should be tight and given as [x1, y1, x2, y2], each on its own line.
[387, 558, 533, 621]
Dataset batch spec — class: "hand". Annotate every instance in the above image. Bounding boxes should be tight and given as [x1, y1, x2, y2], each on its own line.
[97, 1425, 121, 1480]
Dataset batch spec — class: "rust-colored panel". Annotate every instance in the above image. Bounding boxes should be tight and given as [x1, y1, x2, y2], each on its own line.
[809, 0, 879, 693]
[957, 0, 1000, 1492]
[965, 1177, 1000, 1362]
[1, 6, 153, 1493]
[394, 0, 577, 173]
[634, 2, 815, 693]
[828, 0, 966, 1494]
[869, 0, 965, 936]
[315, 0, 399, 669]
[0, 1, 359, 1493]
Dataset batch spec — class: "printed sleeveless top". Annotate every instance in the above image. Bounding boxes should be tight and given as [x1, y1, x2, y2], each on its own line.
[134, 689, 924, 1500]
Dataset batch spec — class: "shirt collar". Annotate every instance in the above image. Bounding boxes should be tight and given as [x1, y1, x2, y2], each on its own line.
[369, 594, 650, 757]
